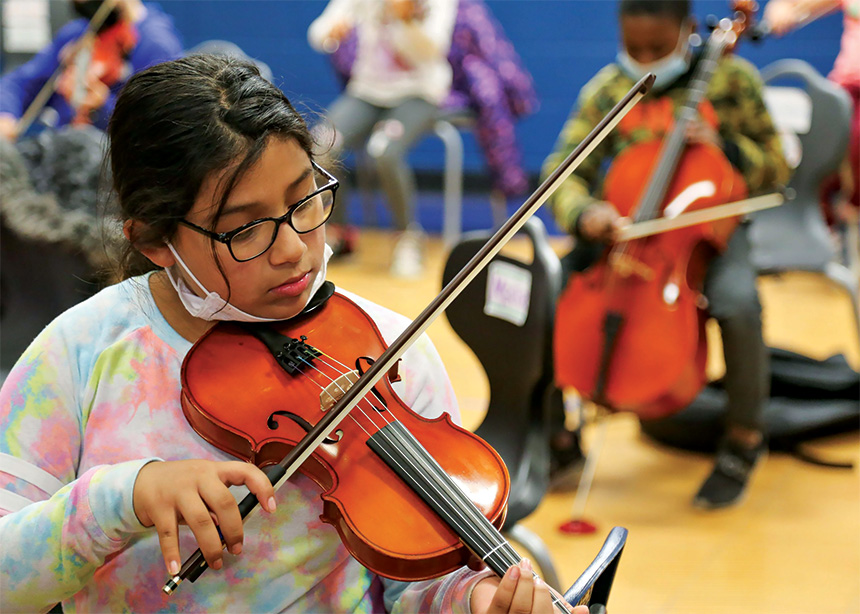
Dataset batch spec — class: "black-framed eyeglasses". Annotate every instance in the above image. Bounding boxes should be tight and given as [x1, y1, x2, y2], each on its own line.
[179, 160, 339, 262]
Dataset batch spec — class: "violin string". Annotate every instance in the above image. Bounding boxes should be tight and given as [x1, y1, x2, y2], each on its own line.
[291, 349, 524, 574]
[289, 348, 554, 591]
[291, 360, 380, 440]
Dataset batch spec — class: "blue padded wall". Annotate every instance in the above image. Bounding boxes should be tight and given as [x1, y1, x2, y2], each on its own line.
[161, 0, 842, 177]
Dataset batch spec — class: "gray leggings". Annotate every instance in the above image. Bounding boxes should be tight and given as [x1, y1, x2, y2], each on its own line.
[324, 94, 437, 231]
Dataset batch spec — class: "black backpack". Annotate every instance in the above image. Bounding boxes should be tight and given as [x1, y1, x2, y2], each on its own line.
[640, 347, 860, 468]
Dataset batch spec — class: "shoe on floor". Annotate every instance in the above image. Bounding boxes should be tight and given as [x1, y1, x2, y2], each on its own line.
[693, 437, 767, 510]
[390, 230, 425, 278]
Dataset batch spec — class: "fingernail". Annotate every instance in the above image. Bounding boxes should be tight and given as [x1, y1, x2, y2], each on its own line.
[212, 559, 223, 570]
[267, 497, 277, 513]
[520, 558, 533, 572]
[230, 543, 242, 555]
[508, 565, 520, 579]
[168, 560, 180, 576]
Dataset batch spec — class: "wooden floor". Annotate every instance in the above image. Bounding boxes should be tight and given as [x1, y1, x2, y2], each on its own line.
[328, 229, 860, 614]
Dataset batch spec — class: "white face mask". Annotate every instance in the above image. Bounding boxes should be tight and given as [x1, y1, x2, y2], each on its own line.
[617, 22, 692, 90]
[164, 242, 333, 322]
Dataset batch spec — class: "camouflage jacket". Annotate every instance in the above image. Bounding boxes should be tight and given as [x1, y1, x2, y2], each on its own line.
[541, 54, 791, 235]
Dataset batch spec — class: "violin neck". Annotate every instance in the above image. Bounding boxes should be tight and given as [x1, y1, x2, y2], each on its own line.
[634, 28, 733, 224]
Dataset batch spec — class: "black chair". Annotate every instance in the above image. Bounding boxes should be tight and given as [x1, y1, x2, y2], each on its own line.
[442, 216, 563, 588]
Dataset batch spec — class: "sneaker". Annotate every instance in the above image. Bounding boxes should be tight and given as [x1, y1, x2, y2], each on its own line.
[390, 230, 425, 278]
[693, 437, 767, 509]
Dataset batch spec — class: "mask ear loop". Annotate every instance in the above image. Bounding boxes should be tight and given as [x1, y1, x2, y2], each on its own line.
[166, 242, 214, 298]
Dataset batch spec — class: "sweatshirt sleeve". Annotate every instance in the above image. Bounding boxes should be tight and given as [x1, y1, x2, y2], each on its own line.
[0, 460, 158, 613]
[385, 567, 496, 613]
[308, 0, 357, 52]
[0, 324, 157, 612]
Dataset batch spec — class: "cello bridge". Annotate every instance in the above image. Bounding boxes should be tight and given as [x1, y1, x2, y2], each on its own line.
[320, 370, 361, 412]
[609, 253, 654, 280]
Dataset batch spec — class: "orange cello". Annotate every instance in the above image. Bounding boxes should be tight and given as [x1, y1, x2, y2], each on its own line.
[554, 3, 759, 420]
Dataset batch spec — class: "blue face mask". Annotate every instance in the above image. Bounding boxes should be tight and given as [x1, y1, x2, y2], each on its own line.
[617, 25, 692, 90]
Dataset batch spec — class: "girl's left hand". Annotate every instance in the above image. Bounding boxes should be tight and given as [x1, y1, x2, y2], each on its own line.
[470, 560, 587, 614]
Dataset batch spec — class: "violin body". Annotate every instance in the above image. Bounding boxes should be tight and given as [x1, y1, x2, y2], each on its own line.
[58, 21, 138, 125]
[181, 292, 509, 581]
[554, 142, 747, 418]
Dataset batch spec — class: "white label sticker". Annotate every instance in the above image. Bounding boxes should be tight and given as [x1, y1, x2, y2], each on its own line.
[484, 261, 532, 327]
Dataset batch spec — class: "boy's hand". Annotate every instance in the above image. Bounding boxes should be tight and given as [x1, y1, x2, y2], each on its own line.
[579, 202, 628, 243]
[133, 459, 276, 576]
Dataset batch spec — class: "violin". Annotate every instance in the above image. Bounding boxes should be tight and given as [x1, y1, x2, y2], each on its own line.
[554, 1, 762, 420]
[14, 0, 137, 138]
[162, 75, 656, 612]
[57, 19, 138, 126]
[180, 289, 510, 582]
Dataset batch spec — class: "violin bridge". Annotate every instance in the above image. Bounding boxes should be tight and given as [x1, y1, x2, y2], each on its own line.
[320, 370, 361, 412]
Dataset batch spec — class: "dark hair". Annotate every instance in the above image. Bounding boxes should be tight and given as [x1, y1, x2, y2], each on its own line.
[108, 54, 314, 279]
[619, 0, 690, 21]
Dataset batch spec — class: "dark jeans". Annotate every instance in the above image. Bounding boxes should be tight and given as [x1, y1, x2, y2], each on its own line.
[557, 224, 768, 432]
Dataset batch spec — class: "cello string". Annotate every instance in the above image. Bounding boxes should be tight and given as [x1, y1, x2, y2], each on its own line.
[612, 26, 729, 269]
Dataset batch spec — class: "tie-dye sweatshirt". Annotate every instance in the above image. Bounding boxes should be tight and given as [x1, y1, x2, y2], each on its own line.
[0, 273, 492, 613]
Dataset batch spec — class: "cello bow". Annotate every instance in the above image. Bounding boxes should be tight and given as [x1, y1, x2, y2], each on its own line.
[616, 191, 786, 241]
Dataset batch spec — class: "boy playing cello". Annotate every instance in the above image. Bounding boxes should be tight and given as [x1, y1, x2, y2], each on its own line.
[543, 0, 790, 509]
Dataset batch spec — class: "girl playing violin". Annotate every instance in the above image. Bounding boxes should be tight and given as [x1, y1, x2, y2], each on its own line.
[0, 54, 581, 614]
[543, 0, 791, 509]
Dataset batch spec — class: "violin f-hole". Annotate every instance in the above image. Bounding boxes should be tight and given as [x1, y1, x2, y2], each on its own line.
[267, 411, 341, 444]
[355, 356, 394, 410]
